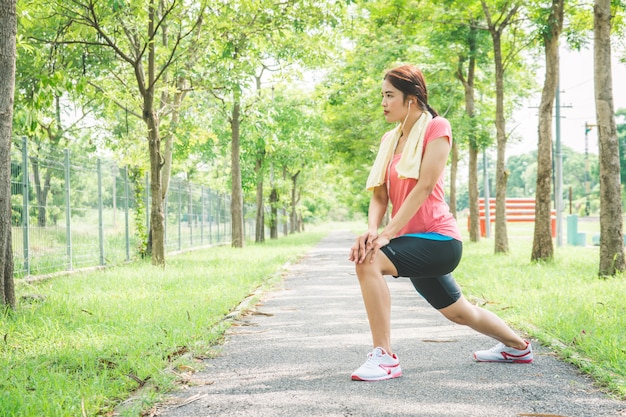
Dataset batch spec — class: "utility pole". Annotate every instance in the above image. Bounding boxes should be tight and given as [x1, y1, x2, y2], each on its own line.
[555, 84, 563, 246]
[584, 122, 596, 216]
[483, 149, 490, 238]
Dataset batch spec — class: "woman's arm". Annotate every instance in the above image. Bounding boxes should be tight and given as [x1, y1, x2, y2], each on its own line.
[368, 184, 389, 232]
[349, 184, 389, 263]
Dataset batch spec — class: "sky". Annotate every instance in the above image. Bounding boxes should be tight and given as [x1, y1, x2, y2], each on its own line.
[508, 45, 626, 157]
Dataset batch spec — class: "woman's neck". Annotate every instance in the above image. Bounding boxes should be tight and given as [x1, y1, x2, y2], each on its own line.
[400, 110, 425, 136]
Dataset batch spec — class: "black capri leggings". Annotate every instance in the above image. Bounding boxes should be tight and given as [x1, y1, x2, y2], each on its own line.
[380, 236, 463, 310]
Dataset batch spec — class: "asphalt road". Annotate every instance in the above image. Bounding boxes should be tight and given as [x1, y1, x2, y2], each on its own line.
[153, 230, 625, 417]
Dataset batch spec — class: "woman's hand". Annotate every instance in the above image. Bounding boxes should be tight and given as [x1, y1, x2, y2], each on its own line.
[349, 230, 378, 264]
[367, 234, 390, 264]
[349, 230, 392, 264]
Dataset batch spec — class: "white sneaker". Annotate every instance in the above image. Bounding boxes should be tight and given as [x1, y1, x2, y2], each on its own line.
[351, 347, 402, 381]
[473, 341, 533, 363]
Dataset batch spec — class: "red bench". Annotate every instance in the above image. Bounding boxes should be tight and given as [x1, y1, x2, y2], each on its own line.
[468, 198, 556, 238]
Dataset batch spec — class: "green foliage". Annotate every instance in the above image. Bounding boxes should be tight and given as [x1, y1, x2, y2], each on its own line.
[9, 0, 625, 262]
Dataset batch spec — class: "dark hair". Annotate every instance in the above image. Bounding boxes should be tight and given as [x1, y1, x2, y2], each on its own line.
[384, 64, 438, 117]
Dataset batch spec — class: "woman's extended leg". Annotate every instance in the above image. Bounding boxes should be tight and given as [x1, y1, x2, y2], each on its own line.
[438, 296, 527, 349]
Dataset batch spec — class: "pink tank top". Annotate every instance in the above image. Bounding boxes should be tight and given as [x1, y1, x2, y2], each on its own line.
[384, 117, 462, 241]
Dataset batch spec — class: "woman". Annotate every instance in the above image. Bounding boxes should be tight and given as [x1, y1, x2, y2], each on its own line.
[348, 64, 532, 382]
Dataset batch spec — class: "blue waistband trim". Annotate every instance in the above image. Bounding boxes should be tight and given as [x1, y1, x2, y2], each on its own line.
[401, 232, 453, 241]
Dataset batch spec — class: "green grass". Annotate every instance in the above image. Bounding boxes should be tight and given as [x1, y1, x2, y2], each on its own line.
[457, 231, 626, 399]
[1, 226, 332, 416]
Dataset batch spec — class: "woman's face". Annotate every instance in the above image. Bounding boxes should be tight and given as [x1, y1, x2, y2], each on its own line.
[381, 79, 408, 123]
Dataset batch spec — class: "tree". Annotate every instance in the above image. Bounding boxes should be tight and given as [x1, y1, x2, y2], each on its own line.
[481, 0, 523, 253]
[594, 0, 625, 276]
[531, 0, 564, 262]
[270, 91, 325, 234]
[51, 0, 207, 265]
[203, 0, 341, 248]
[11, 35, 94, 228]
[0, 0, 16, 308]
[456, 23, 481, 239]
[441, 2, 494, 242]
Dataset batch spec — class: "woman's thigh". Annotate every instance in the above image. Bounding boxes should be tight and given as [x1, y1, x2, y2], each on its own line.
[380, 237, 462, 278]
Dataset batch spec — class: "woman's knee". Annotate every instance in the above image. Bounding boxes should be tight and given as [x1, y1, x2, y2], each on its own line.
[355, 260, 376, 281]
[439, 298, 478, 326]
[354, 251, 397, 281]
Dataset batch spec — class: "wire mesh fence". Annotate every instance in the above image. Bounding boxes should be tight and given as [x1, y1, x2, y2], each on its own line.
[9, 137, 260, 279]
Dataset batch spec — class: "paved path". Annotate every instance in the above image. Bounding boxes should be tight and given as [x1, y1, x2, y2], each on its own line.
[155, 230, 625, 417]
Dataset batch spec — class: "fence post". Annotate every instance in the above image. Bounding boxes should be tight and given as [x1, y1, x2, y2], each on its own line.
[97, 158, 105, 266]
[208, 189, 213, 244]
[215, 191, 220, 243]
[64, 149, 73, 271]
[201, 185, 205, 245]
[124, 166, 130, 261]
[177, 181, 182, 251]
[145, 172, 150, 237]
[21, 137, 30, 275]
[189, 183, 193, 248]
[226, 194, 231, 242]
[112, 163, 117, 227]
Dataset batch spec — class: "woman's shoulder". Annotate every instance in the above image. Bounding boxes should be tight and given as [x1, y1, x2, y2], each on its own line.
[426, 115, 452, 138]
[429, 116, 450, 129]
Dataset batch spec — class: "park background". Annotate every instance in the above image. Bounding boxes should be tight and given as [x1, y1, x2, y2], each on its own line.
[2, 0, 626, 416]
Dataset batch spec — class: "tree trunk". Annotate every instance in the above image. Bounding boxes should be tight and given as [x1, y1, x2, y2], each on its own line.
[492, 31, 509, 254]
[468, 147, 479, 241]
[532, 0, 563, 262]
[0, 0, 17, 308]
[455, 28, 479, 241]
[254, 156, 265, 243]
[282, 166, 288, 236]
[145, 0, 165, 265]
[594, 0, 625, 275]
[161, 78, 186, 201]
[32, 101, 63, 228]
[449, 141, 458, 218]
[230, 91, 244, 248]
[482, 1, 520, 253]
[147, 110, 165, 265]
[290, 171, 300, 234]
[269, 186, 278, 239]
[30, 157, 48, 227]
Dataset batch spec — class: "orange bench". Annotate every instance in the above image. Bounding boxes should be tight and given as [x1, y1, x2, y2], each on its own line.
[468, 198, 556, 238]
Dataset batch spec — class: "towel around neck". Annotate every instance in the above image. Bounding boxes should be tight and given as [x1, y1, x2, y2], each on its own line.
[365, 111, 433, 191]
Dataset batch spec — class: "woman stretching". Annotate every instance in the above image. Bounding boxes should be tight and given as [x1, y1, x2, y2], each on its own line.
[349, 64, 532, 382]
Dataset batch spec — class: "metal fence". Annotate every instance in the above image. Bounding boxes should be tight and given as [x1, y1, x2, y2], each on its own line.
[9, 137, 260, 279]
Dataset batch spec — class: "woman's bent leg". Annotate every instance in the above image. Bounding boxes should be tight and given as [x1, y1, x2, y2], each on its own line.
[354, 252, 397, 354]
[351, 253, 403, 381]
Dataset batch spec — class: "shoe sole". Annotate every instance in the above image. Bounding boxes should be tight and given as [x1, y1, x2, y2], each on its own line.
[473, 354, 533, 364]
[351, 370, 403, 381]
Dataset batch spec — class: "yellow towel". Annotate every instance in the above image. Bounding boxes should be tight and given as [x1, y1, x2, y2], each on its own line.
[365, 111, 432, 191]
